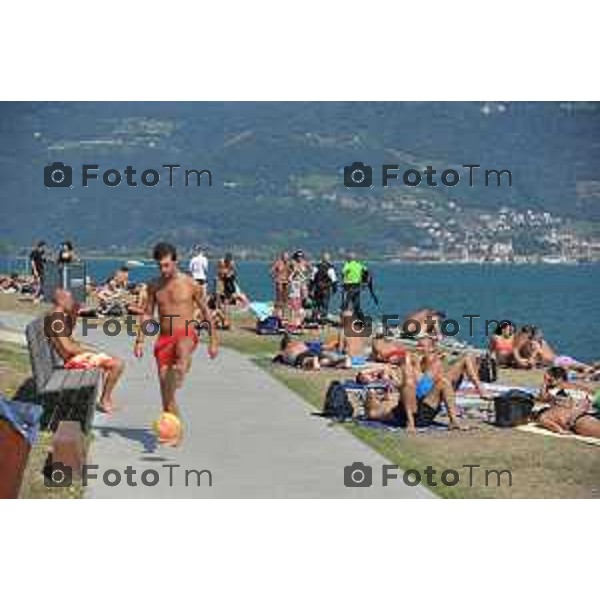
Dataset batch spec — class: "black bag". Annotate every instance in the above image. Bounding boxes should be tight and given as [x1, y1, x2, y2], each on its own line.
[323, 380, 387, 422]
[479, 353, 497, 383]
[256, 316, 282, 335]
[313, 262, 333, 293]
[494, 390, 534, 427]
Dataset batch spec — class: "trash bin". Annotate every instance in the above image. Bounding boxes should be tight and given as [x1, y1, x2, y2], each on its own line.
[0, 396, 43, 499]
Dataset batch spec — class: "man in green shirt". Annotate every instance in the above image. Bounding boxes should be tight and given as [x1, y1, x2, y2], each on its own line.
[341, 252, 367, 316]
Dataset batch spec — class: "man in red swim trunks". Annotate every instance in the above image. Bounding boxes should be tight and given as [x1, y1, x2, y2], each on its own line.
[48, 289, 124, 414]
[134, 243, 218, 442]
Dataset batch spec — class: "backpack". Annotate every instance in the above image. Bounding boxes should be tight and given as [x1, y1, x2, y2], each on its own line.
[494, 389, 535, 427]
[323, 380, 387, 422]
[478, 353, 498, 383]
[313, 262, 333, 293]
[256, 316, 282, 335]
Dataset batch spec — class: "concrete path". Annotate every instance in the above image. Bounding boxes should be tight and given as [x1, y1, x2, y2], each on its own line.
[1, 311, 435, 499]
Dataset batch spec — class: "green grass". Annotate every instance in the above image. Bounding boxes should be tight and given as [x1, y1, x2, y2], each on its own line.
[263, 363, 600, 498]
[3, 303, 599, 499]
[223, 319, 600, 499]
[0, 341, 83, 499]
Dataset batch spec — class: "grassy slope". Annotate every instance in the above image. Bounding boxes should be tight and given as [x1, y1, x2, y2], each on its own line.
[220, 315, 600, 499]
[2, 295, 598, 499]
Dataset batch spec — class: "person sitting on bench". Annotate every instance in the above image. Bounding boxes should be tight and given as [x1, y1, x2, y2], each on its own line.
[47, 289, 124, 414]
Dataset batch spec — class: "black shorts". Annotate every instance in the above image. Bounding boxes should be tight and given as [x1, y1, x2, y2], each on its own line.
[294, 350, 318, 367]
[393, 401, 440, 428]
[194, 278, 206, 285]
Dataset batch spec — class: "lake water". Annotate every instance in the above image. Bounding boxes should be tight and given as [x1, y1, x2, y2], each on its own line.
[2, 257, 598, 362]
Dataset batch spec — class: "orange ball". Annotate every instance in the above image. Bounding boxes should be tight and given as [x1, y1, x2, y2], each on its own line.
[152, 412, 182, 442]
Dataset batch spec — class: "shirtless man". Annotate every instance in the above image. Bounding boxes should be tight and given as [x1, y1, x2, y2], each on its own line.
[48, 289, 124, 414]
[134, 243, 218, 443]
[270, 252, 290, 318]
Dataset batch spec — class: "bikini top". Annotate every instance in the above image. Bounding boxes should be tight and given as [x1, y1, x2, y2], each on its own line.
[492, 335, 513, 353]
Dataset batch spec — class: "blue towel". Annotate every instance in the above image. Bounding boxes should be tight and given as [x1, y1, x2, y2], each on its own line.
[306, 341, 323, 354]
[350, 356, 368, 367]
[0, 395, 43, 445]
[249, 301, 274, 321]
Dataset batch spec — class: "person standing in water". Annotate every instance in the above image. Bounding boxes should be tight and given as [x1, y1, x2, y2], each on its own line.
[134, 242, 218, 445]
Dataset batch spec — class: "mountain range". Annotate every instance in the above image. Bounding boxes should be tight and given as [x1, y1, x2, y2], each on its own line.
[0, 101, 598, 257]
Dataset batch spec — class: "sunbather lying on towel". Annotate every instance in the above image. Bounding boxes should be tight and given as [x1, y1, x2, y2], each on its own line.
[274, 334, 351, 370]
[363, 354, 465, 433]
[356, 364, 402, 388]
[371, 334, 408, 364]
[536, 366, 600, 438]
[365, 338, 487, 432]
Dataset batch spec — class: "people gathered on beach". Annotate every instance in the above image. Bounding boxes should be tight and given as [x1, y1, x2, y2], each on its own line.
[4, 240, 599, 443]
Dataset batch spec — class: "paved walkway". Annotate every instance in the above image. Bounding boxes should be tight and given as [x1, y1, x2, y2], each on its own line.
[0, 310, 435, 499]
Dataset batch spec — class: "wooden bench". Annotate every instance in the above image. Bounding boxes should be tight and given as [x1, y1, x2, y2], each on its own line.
[25, 317, 101, 433]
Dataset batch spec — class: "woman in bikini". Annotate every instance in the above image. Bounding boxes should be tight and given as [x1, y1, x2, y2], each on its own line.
[536, 366, 600, 438]
[489, 320, 515, 367]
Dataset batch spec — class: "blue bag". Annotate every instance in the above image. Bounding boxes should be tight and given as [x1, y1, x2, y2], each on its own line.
[0, 395, 43, 445]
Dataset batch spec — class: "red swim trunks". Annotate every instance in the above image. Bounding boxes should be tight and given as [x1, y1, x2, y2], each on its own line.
[65, 352, 117, 371]
[154, 328, 199, 369]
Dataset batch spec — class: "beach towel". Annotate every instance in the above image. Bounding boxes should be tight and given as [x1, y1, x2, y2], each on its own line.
[357, 419, 450, 434]
[516, 422, 600, 447]
[454, 382, 534, 409]
[248, 301, 274, 322]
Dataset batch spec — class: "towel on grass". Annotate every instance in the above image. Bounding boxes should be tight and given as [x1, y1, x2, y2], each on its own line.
[248, 301, 274, 322]
[357, 419, 449, 434]
[456, 382, 537, 408]
[516, 422, 600, 447]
